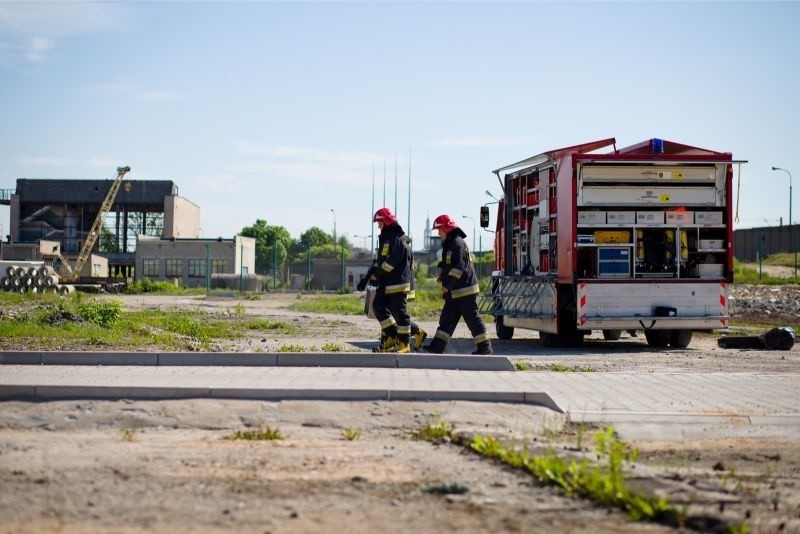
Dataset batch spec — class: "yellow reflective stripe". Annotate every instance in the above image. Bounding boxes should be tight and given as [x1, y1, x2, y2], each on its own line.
[381, 262, 395, 273]
[385, 283, 410, 294]
[434, 329, 451, 342]
[473, 332, 490, 344]
[451, 284, 480, 299]
[397, 326, 411, 334]
[448, 268, 463, 278]
[380, 318, 396, 330]
[407, 290, 416, 300]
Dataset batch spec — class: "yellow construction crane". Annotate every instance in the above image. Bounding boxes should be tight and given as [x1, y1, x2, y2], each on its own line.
[55, 166, 131, 282]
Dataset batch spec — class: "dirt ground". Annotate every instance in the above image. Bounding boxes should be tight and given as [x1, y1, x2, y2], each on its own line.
[1, 292, 800, 533]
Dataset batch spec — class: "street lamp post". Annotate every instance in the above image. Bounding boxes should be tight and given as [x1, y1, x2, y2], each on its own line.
[462, 215, 480, 279]
[353, 234, 370, 252]
[330, 209, 337, 244]
[462, 215, 477, 254]
[771, 166, 796, 277]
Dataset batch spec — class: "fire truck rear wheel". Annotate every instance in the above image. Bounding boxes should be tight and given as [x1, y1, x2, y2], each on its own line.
[669, 329, 693, 348]
[644, 329, 671, 348]
[495, 316, 514, 340]
[562, 331, 585, 348]
[540, 332, 560, 348]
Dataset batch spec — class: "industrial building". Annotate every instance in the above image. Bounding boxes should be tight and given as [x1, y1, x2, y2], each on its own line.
[0, 177, 254, 284]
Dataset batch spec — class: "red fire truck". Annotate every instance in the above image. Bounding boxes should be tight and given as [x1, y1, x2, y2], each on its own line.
[479, 138, 743, 348]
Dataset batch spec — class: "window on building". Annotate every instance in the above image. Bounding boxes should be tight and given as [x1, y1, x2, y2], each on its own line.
[211, 259, 229, 274]
[165, 259, 183, 277]
[143, 259, 159, 277]
[188, 259, 206, 278]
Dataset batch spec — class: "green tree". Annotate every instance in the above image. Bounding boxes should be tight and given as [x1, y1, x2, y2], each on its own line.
[297, 227, 334, 249]
[291, 228, 354, 261]
[99, 226, 118, 253]
[240, 219, 293, 275]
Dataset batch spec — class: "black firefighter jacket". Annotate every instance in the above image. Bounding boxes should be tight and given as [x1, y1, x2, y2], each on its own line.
[439, 228, 479, 300]
[373, 223, 412, 295]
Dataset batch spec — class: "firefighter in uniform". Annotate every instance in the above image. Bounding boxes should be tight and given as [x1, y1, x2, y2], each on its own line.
[423, 214, 492, 355]
[357, 208, 420, 353]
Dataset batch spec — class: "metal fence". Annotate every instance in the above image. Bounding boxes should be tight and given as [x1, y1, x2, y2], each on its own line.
[734, 224, 799, 261]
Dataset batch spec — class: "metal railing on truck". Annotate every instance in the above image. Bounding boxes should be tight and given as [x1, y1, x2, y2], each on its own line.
[478, 274, 556, 318]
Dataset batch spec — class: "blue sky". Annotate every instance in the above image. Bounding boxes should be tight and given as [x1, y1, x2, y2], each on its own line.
[1, 1, 798, 251]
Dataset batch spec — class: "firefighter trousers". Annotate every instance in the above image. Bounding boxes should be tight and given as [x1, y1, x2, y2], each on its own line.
[372, 287, 411, 342]
[430, 295, 490, 349]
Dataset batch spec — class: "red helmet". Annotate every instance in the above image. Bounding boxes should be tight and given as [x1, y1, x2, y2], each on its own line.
[373, 207, 397, 225]
[433, 214, 458, 233]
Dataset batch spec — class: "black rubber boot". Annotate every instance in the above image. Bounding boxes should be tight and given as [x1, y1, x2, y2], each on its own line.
[471, 341, 492, 355]
[422, 340, 445, 354]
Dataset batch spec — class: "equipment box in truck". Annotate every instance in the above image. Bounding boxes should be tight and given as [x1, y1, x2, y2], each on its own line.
[479, 138, 744, 349]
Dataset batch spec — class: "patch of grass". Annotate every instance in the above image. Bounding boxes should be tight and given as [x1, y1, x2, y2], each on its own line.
[0, 292, 62, 306]
[243, 318, 296, 334]
[733, 260, 799, 285]
[762, 252, 800, 269]
[77, 299, 122, 328]
[532, 363, 596, 373]
[288, 294, 364, 315]
[129, 310, 238, 343]
[125, 278, 204, 294]
[287, 286, 445, 319]
[277, 344, 305, 352]
[514, 361, 530, 371]
[412, 419, 453, 443]
[224, 426, 285, 441]
[342, 428, 361, 441]
[321, 342, 343, 352]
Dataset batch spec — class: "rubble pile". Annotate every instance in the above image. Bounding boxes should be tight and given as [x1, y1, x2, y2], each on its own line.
[730, 284, 800, 323]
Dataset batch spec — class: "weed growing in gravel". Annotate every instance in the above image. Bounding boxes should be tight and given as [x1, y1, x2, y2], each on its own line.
[120, 428, 137, 442]
[469, 427, 685, 525]
[412, 419, 453, 443]
[533, 363, 596, 373]
[342, 428, 361, 441]
[322, 343, 343, 352]
[225, 426, 285, 441]
[278, 344, 305, 352]
[514, 361, 530, 371]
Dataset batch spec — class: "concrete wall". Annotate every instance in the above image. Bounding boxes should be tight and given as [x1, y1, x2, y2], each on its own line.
[0, 242, 46, 261]
[163, 196, 200, 239]
[304, 259, 372, 291]
[134, 236, 255, 288]
[9, 195, 19, 242]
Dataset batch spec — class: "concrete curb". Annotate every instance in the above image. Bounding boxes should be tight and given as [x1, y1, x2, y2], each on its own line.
[0, 384, 559, 410]
[0, 351, 516, 371]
